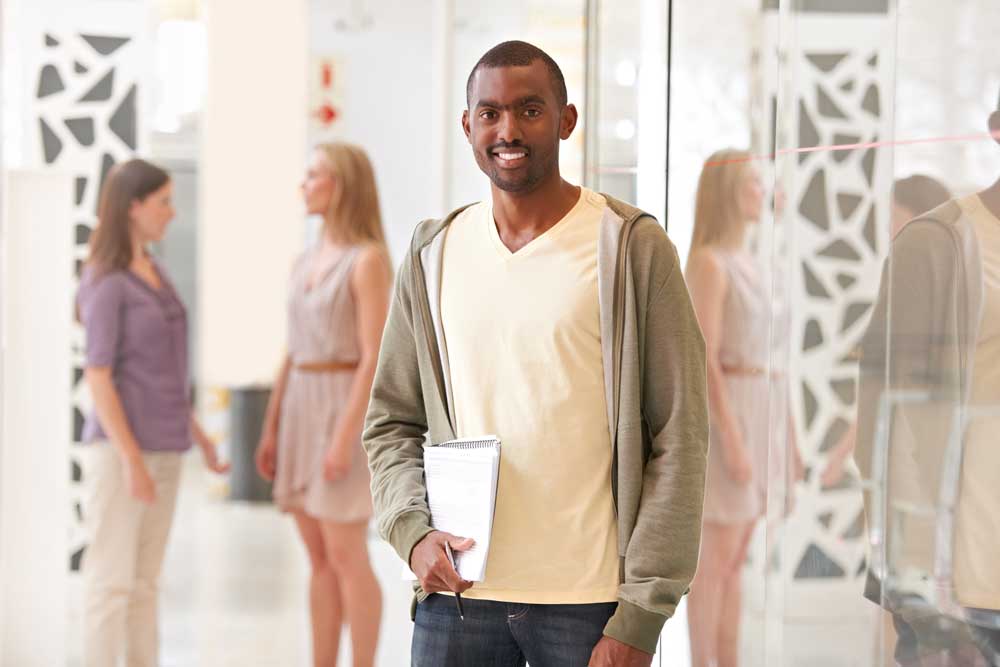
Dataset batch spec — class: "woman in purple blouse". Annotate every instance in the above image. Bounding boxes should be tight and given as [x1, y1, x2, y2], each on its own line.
[76, 159, 227, 667]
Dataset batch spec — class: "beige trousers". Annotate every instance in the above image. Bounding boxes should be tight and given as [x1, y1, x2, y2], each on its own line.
[81, 443, 183, 667]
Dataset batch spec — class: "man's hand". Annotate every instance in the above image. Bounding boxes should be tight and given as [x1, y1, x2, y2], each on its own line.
[589, 636, 653, 667]
[410, 530, 475, 594]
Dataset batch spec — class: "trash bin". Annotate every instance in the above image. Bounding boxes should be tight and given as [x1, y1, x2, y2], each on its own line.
[228, 385, 273, 502]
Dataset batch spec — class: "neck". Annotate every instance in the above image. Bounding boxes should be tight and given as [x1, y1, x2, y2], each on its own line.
[716, 225, 747, 250]
[130, 238, 147, 267]
[490, 169, 580, 237]
[980, 176, 1000, 219]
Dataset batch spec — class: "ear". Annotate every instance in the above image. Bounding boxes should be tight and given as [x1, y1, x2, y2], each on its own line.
[559, 103, 579, 141]
[990, 110, 1000, 145]
[128, 198, 142, 221]
[462, 109, 472, 144]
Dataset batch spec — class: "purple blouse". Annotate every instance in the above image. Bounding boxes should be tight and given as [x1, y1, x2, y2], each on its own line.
[77, 259, 192, 452]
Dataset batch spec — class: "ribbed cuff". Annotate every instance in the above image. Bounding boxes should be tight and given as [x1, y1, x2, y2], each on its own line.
[387, 510, 434, 567]
[603, 600, 667, 655]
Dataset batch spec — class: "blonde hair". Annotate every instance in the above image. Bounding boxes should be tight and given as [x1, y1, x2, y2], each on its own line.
[689, 148, 753, 253]
[316, 142, 388, 251]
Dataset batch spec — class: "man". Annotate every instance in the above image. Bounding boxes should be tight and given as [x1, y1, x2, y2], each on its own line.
[364, 40, 708, 666]
[854, 90, 1000, 667]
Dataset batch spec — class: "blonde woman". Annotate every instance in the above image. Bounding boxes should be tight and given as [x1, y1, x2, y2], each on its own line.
[255, 143, 392, 667]
[685, 148, 778, 667]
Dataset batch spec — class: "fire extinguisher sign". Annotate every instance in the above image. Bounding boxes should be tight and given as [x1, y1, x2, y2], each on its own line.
[310, 54, 346, 136]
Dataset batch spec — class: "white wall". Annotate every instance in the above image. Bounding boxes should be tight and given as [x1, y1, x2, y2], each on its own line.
[308, 0, 436, 264]
[199, 0, 308, 387]
[308, 0, 587, 264]
[0, 170, 73, 666]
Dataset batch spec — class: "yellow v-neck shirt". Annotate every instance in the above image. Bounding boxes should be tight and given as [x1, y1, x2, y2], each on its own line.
[439, 188, 620, 603]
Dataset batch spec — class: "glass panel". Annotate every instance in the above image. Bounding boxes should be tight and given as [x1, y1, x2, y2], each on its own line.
[585, 0, 667, 221]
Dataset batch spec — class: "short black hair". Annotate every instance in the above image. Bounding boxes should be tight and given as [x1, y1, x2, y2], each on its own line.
[466, 40, 568, 108]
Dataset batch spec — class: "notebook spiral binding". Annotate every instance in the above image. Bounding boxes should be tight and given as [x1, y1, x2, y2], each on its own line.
[438, 436, 500, 450]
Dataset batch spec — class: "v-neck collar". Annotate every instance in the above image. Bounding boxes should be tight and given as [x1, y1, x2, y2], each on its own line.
[486, 189, 586, 260]
[303, 245, 353, 294]
[126, 257, 165, 296]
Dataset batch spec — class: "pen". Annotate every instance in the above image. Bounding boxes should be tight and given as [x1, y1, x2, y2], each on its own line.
[444, 542, 465, 620]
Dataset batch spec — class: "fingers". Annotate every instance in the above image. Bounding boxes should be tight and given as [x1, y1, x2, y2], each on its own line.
[447, 536, 476, 552]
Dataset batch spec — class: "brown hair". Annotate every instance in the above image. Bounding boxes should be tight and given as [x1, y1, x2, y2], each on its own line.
[892, 174, 951, 218]
[689, 148, 753, 254]
[315, 143, 388, 252]
[87, 159, 170, 273]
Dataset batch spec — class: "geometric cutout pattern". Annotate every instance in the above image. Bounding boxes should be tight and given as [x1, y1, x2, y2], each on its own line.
[841, 509, 865, 540]
[832, 133, 861, 163]
[800, 170, 830, 230]
[80, 34, 131, 57]
[863, 204, 878, 254]
[75, 177, 87, 206]
[31, 30, 142, 573]
[109, 85, 137, 149]
[818, 239, 862, 262]
[97, 153, 116, 215]
[819, 417, 850, 453]
[803, 381, 819, 430]
[799, 100, 821, 164]
[40, 118, 63, 163]
[772, 33, 893, 584]
[804, 319, 824, 351]
[861, 146, 876, 187]
[37, 64, 65, 98]
[830, 378, 857, 405]
[842, 301, 872, 332]
[75, 223, 92, 246]
[862, 83, 881, 117]
[837, 193, 864, 219]
[64, 117, 96, 146]
[794, 544, 847, 579]
[806, 52, 848, 73]
[70, 547, 85, 573]
[817, 86, 849, 120]
[804, 262, 832, 299]
[79, 69, 115, 103]
[836, 273, 858, 289]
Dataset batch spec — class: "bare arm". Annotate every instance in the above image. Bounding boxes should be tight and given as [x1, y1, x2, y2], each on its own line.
[191, 414, 230, 474]
[85, 367, 143, 463]
[85, 367, 156, 502]
[685, 250, 746, 468]
[324, 246, 392, 480]
[255, 355, 292, 481]
[262, 355, 293, 439]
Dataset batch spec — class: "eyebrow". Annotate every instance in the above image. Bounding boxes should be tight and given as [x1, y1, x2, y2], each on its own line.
[475, 95, 548, 110]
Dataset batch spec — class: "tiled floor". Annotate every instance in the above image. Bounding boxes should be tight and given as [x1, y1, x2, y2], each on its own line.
[66, 456, 878, 666]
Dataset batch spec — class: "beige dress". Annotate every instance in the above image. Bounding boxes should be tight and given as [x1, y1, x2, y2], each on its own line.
[273, 245, 373, 523]
[699, 249, 778, 524]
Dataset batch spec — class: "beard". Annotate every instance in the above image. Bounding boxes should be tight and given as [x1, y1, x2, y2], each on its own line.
[474, 142, 558, 194]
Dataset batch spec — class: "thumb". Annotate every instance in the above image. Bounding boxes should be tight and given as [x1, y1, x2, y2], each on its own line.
[446, 535, 476, 552]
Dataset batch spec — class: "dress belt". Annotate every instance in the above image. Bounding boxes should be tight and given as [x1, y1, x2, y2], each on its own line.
[294, 360, 359, 373]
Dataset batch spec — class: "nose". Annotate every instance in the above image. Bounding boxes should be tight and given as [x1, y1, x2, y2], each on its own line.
[496, 110, 524, 145]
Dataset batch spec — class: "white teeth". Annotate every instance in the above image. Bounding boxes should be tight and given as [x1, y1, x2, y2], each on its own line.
[497, 152, 526, 160]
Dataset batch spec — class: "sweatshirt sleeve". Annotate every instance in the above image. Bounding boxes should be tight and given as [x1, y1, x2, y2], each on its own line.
[604, 228, 709, 654]
[362, 247, 435, 567]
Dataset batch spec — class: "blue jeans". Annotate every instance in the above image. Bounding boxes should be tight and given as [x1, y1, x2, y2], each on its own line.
[411, 594, 617, 666]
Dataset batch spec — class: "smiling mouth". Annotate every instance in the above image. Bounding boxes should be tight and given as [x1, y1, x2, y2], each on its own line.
[491, 148, 529, 168]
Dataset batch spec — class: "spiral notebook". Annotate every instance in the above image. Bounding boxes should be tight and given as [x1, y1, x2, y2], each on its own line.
[402, 435, 502, 582]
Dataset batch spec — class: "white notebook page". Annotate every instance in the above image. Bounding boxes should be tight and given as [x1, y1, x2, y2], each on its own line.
[402, 437, 501, 582]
